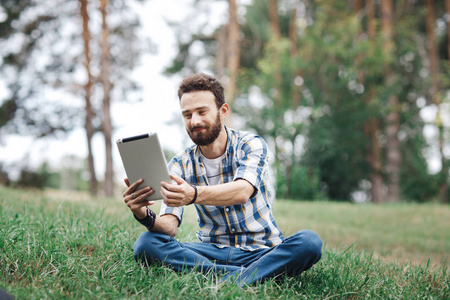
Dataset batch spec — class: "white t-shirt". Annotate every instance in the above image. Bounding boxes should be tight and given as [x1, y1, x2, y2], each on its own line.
[200, 152, 225, 186]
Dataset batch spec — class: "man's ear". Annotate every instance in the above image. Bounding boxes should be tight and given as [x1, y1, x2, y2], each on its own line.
[220, 103, 229, 119]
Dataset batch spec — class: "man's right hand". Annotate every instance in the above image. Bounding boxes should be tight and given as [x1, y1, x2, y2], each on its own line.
[123, 178, 156, 219]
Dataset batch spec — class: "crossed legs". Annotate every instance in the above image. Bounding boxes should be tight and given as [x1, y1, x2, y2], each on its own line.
[134, 230, 322, 286]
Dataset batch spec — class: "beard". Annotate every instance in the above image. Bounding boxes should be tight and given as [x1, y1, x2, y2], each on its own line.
[186, 112, 222, 146]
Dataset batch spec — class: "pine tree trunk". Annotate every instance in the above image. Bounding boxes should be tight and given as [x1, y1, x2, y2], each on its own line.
[285, 7, 299, 199]
[289, 7, 301, 109]
[100, 0, 114, 197]
[444, 0, 450, 203]
[225, 0, 240, 127]
[426, 0, 448, 203]
[381, 0, 401, 203]
[365, 0, 384, 203]
[79, 0, 98, 197]
[267, 0, 283, 197]
[216, 25, 227, 81]
[446, 0, 450, 61]
[268, 0, 282, 106]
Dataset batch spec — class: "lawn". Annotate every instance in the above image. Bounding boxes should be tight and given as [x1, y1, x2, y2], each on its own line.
[0, 185, 449, 299]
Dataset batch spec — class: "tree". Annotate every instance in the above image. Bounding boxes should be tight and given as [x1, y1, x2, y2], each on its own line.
[447, 0, 450, 61]
[79, 0, 99, 196]
[99, 0, 114, 197]
[0, 1, 78, 139]
[381, 0, 402, 203]
[224, 0, 241, 127]
[0, 0, 150, 197]
[163, 0, 444, 202]
[425, 0, 448, 203]
[355, 0, 384, 203]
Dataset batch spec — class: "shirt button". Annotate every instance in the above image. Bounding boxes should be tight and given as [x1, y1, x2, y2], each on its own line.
[235, 244, 240, 248]
[226, 208, 230, 212]
[231, 228, 235, 232]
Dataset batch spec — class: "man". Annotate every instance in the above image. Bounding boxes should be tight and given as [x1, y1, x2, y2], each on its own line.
[123, 73, 322, 286]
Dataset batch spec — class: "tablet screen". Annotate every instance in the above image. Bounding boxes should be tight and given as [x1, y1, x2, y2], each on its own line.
[116, 133, 171, 200]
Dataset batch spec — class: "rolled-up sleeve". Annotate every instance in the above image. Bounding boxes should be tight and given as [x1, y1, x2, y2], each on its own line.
[233, 135, 269, 198]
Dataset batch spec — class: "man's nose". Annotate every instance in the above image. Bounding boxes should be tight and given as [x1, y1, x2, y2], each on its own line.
[191, 113, 202, 126]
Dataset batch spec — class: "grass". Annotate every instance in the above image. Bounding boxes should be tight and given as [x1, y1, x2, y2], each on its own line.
[0, 185, 449, 299]
[275, 200, 450, 268]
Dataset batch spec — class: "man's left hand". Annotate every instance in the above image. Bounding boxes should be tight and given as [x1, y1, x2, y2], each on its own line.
[160, 175, 196, 207]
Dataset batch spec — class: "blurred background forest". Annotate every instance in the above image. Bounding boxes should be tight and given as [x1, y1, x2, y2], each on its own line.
[0, 0, 449, 204]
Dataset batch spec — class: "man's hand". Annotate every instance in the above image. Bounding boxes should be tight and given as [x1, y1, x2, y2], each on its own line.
[123, 178, 156, 219]
[160, 175, 196, 207]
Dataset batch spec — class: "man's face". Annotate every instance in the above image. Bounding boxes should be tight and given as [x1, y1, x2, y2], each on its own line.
[180, 91, 223, 146]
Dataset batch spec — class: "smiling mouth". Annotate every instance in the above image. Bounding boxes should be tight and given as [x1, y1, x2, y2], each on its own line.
[192, 126, 207, 132]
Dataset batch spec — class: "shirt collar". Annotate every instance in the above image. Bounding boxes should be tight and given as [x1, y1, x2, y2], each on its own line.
[194, 125, 232, 163]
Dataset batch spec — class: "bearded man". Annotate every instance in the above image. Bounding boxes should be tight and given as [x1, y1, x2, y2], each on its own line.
[123, 73, 322, 286]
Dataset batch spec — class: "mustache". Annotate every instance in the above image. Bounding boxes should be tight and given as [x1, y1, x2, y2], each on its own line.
[190, 125, 209, 131]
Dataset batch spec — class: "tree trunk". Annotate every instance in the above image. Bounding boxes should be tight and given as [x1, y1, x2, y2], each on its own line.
[381, 0, 401, 203]
[267, 0, 284, 197]
[100, 0, 114, 197]
[364, 0, 384, 203]
[289, 6, 301, 110]
[446, 0, 450, 61]
[79, 0, 98, 197]
[225, 0, 240, 127]
[444, 0, 450, 203]
[285, 7, 300, 199]
[425, 0, 440, 95]
[216, 25, 227, 81]
[426, 0, 448, 203]
[268, 0, 282, 106]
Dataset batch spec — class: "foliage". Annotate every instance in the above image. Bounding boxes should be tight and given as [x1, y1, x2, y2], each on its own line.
[276, 165, 323, 200]
[0, 164, 10, 186]
[14, 168, 46, 189]
[0, 186, 449, 299]
[400, 118, 441, 202]
[162, 0, 449, 203]
[0, 0, 149, 137]
[2, 0, 449, 202]
[0, 0, 152, 197]
[38, 162, 61, 190]
[3, 157, 91, 191]
[0, 0, 79, 137]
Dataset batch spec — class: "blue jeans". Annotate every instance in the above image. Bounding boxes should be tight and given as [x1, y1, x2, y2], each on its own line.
[134, 230, 322, 286]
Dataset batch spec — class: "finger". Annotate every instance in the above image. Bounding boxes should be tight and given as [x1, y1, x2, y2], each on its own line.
[160, 185, 169, 200]
[161, 181, 185, 194]
[126, 188, 154, 206]
[127, 199, 150, 211]
[124, 178, 130, 187]
[169, 174, 185, 185]
[163, 198, 183, 207]
[135, 187, 154, 200]
[163, 198, 176, 207]
[130, 178, 144, 190]
[123, 178, 144, 197]
[160, 185, 177, 199]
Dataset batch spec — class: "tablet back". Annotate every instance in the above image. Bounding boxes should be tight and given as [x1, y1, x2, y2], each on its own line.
[116, 133, 171, 201]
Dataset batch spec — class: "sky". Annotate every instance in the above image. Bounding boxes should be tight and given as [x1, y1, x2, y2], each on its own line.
[0, 0, 228, 181]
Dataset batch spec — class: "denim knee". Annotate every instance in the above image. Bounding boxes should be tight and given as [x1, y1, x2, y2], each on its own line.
[133, 231, 169, 263]
[292, 230, 323, 261]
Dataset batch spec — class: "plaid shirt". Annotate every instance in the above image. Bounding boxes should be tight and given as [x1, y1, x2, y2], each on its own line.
[160, 127, 284, 251]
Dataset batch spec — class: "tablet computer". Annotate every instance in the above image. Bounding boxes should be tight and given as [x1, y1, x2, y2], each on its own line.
[116, 132, 171, 201]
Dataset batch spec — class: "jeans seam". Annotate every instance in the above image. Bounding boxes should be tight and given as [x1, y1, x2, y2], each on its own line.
[227, 247, 235, 264]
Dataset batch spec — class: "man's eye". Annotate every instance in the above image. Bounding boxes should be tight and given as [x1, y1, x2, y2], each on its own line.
[184, 114, 192, 119]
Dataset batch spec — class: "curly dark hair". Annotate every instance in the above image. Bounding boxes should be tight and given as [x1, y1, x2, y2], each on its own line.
[177, 73, 225, 108]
